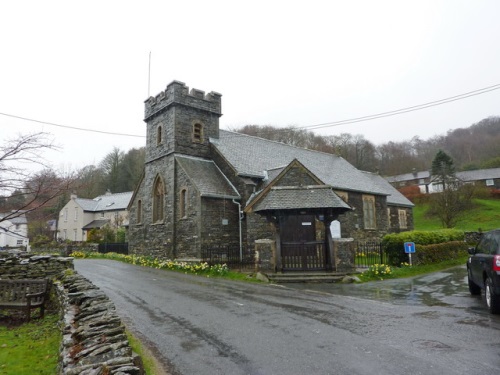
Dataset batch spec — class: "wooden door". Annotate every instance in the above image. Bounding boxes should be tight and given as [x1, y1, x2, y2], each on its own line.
[280, 215, 326, 271]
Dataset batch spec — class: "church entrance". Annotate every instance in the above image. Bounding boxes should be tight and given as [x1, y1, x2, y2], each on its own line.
[279, 214, 327, 271]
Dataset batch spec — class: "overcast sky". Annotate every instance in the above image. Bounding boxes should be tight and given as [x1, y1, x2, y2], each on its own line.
[2, 1, 500, 172]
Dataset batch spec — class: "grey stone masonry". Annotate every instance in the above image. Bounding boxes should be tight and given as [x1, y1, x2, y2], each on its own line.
[144, 80, 222, 161]
[58, 273, 144, 375]
[144, 80, 221, 122]
[0, 253, 74, 279]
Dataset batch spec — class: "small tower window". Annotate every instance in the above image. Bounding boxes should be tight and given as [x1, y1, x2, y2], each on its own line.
[193, 123, 203, 143]
[180, 188, 188, 218]
[157, 125, 163, 145]
[137, 199, 143, 223]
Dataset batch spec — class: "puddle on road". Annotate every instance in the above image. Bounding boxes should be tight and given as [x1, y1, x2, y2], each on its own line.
[288, 266, 474, 308]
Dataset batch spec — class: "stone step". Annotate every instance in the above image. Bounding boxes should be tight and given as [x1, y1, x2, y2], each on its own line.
[266, 272, 347, 283]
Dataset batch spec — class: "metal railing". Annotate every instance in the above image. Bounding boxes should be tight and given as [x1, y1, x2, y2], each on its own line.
[98, 243, 129, 255]
[354, 241, 386, 268]
[201, 244, 255, 271]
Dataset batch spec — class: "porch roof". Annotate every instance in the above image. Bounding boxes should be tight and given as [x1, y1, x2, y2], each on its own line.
[176, 155, 240, 199]
[252, 185, 351, 212]
[82, 219, 110, 230]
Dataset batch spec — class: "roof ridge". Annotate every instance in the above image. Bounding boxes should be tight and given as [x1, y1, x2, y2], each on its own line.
[219, 129, 344, 160]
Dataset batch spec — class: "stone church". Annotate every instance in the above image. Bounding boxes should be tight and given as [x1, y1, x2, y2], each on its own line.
[128, 81, 413, 272]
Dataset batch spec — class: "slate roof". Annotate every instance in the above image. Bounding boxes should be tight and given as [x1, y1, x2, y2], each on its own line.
[75, 191, 133, 212]
[456, 168, 500, 182]
[252, 186, 352, 212]
[0, 212, 27, 225]
[211, 130, 389, 196]
[176, 155, 240, 199]
[361, 171, 414, 207]
[82, 219, 110, 230]
[385, 170, 430, 183]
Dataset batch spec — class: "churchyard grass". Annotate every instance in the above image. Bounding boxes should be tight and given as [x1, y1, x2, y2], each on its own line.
[0, 313, 60, 375]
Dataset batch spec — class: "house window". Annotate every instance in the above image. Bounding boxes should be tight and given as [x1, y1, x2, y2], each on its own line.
[74, 207, 78, 221]
[64, 208, 68, 222]
[486, 179, 494, 186]
[153, 176, 165, 223]
[17, 240, 23, 245]
[387, 208, 391, 228]
[398, 209, 407, 229]
[157, 125, 163, 145]
[73, 229, 77, 241]
[137, 199, 142, 223]
[100, 212, 105, 218]
[193, 123, 203, 143]
[63, 229, 67, 240]
[180, 188, 188, 218]
[362, 195, 376, 230]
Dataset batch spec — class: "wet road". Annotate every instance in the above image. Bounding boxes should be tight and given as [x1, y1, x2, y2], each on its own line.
[75, 260, 500, 375]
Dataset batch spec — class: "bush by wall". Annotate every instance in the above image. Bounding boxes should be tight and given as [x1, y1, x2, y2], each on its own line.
[414, 241, 469, 266]
[382, 229, 465, 265]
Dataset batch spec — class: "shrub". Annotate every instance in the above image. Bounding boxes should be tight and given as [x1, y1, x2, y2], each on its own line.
[414, 241, 469, 265]
[362, 264, 393, 280]
[382, 229, 464, 265]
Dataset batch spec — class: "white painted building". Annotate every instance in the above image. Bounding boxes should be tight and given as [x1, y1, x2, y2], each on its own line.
[0, 211, 30, 250]
[57, 191, 133, 242]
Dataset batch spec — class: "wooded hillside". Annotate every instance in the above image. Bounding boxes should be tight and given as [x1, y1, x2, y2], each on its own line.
[235, 116, 500, 176]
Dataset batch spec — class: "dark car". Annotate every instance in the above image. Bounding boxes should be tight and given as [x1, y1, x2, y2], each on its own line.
[467, 229, 500, 314]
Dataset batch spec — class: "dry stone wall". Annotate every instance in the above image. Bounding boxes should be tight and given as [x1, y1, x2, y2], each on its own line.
[0, 254, 144, 375]
[58, 273, 144, 375]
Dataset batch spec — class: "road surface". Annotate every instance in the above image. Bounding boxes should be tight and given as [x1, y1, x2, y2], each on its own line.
[75, 260, 500, 375]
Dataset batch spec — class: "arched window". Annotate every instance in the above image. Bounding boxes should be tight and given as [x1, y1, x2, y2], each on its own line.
[192, 123, 203, 143]
[157, 125, 162, 145]
[180, 188, 188, 218]
[153, 176, 165, 222]
[137, 199, 142, 223]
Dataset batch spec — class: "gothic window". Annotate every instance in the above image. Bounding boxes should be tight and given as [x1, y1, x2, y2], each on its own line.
[362, 195, 376, 230]
[180, 188, 188, 218]
[153, 176, 165, 223]
[137, 199, 143, 223]
[157, 125, 163, 145]
[193, 123, 203, 143]
[398, 209, 407, 229]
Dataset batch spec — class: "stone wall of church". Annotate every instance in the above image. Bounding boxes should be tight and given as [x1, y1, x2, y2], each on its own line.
[128, 157, 175, 260]
[200, 198, 241, 248]
[340, 193, 389, 241]
[387, 206, 414, 233]
[274, 164, 319, 186]
[174, 164, 201, 259]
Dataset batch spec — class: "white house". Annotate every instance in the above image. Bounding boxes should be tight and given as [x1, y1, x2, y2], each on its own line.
[57, 191, 133, 242]
[0, 211, 30, 250]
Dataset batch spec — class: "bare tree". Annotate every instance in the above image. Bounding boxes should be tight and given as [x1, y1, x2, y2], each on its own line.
[0, 132, 74, 224]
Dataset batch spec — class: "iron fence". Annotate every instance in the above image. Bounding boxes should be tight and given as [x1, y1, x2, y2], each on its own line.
[98, 243, 129, 255]
[354, 241, 386, 268]
[201, 244, 255, 271]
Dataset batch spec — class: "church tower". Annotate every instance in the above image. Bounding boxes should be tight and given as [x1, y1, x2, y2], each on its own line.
[143, 80, 222, 161]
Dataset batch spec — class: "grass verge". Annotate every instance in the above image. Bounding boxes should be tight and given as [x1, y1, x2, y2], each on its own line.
[0, 313, 60, 375]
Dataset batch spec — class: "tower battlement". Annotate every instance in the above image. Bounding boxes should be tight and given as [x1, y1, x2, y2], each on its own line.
[144, 80, 222, 121]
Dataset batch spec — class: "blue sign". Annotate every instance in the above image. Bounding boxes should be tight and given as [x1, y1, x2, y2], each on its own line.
[404, 242, 416, 254]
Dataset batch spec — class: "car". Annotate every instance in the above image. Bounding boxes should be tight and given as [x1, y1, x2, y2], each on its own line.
[467, 229, 500, 314]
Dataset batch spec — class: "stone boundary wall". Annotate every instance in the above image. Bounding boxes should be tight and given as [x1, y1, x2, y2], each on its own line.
[0, 254, 74, 279]
[0, 254, 144, 375]
[57, 273, 144, 375]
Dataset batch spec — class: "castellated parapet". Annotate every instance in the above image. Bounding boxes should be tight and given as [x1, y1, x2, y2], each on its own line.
[144, 80, 222, 121]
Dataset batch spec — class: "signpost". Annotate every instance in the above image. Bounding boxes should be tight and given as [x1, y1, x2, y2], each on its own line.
[404, 242, 416, 266]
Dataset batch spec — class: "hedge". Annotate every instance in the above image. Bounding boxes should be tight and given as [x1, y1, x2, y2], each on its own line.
[413, 241, 469, 266]
[381, 229, 465, 266]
